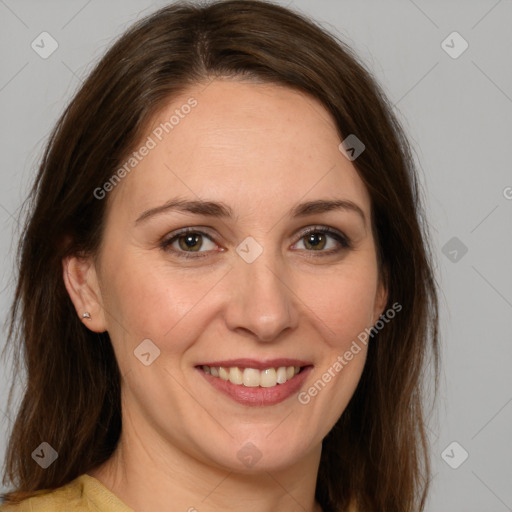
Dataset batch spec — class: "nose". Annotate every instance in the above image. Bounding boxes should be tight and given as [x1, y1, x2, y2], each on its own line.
[224, 250, 299, 342]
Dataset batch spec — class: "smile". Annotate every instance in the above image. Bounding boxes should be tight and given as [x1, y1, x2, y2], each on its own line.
[196, 360, 313, 406]
[202, 365, 301, 387]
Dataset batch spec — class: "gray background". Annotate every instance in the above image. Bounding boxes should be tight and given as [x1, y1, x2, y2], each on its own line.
[1, 0, 511, 510]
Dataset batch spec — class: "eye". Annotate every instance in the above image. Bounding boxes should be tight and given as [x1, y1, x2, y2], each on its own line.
[292, 226, 351, 255]
[160, 225, 351, 260]
[160, 228, 219, 259]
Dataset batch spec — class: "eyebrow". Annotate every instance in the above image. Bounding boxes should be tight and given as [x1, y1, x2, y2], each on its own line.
[135, 197, 366, 226]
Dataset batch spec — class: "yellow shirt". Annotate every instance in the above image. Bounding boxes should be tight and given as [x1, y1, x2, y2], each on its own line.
[1, 474, 351, 511]
[0, 474, 134, 512]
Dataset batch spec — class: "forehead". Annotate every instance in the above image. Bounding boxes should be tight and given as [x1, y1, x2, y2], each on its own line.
[109, 79, 371, 222]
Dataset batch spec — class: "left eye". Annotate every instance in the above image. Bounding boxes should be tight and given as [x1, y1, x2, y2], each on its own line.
[292, 227, 350, 252]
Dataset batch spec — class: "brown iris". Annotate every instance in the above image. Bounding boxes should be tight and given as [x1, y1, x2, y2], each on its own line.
[178, 233, 203, 251]
[303, 232, 327, 250]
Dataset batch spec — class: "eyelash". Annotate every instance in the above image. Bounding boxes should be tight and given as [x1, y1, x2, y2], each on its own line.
[159, 226, 352, 260]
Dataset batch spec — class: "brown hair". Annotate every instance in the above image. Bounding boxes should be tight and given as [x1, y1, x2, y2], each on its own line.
[1, 1, 439, 510]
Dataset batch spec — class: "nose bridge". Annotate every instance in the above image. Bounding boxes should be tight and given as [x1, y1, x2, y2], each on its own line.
[225, 238, 298, 341]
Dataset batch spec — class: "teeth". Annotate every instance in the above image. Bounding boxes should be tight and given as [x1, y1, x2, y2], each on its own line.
[202, 365, 301, 387]
[243, 368, 260, 387]
[260, 368, 277, 387]
[229, 367, 243, 385]
[276, 367, 287, 384]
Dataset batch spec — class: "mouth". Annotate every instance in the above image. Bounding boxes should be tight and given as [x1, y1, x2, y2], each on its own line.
[201, 364, 303, 387]
[195, 359, 313, 406]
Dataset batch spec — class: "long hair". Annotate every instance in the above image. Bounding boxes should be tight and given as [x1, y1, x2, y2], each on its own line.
[1, 1, 439, 510]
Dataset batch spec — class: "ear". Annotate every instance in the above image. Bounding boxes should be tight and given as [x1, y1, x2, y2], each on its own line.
[372, 269, 389, 325]
[62, 254, 108, 333]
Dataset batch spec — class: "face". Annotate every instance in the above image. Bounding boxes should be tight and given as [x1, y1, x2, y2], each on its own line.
[67, 79, 387, 474]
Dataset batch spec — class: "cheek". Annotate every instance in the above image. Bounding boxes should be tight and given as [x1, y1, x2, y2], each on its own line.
[298, 262, 378, 346]
[101, 251, 211, 354]
[101, 240, 379, 361]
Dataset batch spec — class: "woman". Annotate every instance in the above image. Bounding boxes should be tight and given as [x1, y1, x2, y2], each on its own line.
[1, 1, 439, 511]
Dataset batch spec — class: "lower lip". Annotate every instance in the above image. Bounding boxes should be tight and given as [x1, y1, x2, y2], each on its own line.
[197, 366, 313, 406]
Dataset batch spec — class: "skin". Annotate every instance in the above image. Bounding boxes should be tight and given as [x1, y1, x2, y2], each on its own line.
[63, 78, 387, 512]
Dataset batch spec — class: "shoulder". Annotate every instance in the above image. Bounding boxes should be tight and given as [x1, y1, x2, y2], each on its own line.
[1, 475, 87, 512]
[0, 474, 131, 512]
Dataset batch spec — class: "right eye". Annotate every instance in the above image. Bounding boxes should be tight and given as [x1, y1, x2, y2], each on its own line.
[160, 228, 221, 259]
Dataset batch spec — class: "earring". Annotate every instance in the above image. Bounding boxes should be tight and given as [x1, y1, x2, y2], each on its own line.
[82, 312, 91, 319]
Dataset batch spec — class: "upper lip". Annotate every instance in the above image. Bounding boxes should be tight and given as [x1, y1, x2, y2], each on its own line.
[196, 358, 312, 370]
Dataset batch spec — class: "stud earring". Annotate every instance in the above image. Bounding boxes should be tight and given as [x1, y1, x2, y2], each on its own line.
[82, 312, 91, 319]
